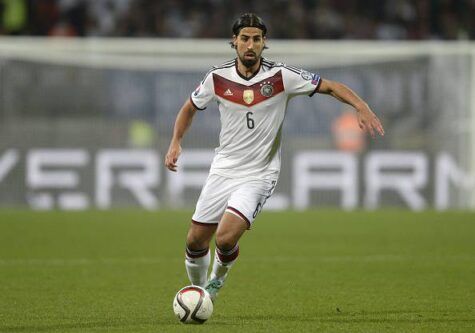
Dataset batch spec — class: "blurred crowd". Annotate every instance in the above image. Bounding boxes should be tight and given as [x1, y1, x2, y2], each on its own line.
[1, 0, 474, 40]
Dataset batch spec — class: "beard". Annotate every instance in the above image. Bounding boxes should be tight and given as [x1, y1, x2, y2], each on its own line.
[239, 52, 259, 68]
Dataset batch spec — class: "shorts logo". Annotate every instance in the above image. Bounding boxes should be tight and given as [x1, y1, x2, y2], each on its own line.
[259, 82, 274, 97]
[300, 70, 313, 81]
[243, 89, 254, 104]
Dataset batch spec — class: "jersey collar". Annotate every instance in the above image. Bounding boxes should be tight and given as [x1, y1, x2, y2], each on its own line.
[235, 58, 262, 81]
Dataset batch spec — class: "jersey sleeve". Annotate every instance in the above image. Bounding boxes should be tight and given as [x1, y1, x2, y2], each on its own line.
[283, 66, 322, 98]
[190, 70, 215, 110]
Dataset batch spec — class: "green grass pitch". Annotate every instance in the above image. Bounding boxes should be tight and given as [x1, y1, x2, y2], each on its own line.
[0, 210, 474, 332]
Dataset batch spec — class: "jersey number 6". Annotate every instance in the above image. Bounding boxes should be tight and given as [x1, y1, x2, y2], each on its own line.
[246, 112, 255, 129]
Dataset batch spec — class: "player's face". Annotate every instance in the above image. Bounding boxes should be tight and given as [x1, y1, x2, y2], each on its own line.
[233, 27, 266, 68]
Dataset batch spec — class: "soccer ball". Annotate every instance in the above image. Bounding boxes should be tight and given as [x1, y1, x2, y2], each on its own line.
[172, 285, 213, 324]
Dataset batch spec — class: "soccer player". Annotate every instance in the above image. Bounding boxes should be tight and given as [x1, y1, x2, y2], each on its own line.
[165, 13, 384, 302]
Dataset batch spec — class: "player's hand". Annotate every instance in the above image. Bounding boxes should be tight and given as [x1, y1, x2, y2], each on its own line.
[356, 106, 385, 138]
[165, 142, 182, 172]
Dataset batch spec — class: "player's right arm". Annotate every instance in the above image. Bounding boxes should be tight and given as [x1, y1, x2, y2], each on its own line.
[165, 99, 198, 172]
[165, 68, 215, 171]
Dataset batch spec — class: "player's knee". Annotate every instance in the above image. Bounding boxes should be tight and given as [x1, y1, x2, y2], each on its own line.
[215, 231, 237, 251]
[186, 232, 209, 251]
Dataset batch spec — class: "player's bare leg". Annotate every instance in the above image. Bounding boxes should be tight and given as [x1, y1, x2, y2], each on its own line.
[185, 222, 217, 287]
[206, 212, 248, 301]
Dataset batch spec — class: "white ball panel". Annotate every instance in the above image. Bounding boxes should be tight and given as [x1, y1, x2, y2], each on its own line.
[172, 285, 214, 324]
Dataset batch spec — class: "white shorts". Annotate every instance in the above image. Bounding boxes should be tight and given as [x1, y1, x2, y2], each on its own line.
[192, 173, 277, 229]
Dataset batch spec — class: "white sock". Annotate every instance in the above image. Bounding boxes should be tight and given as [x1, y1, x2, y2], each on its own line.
[185, 247, 210, 287]
[210, 245, 239, 283]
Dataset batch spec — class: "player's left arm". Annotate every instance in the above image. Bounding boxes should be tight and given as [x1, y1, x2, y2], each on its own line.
[318, 79, 385, 138]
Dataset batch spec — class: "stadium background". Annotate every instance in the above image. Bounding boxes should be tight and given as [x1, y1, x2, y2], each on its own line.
[0, 1, 474, 332]
[0, 0, 474, 210]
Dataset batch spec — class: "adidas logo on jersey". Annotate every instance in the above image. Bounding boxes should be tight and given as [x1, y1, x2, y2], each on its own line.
[224, 89, 233, 96]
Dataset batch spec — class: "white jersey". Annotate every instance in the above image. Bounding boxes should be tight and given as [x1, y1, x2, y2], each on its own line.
[190, 58, 321, 179]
